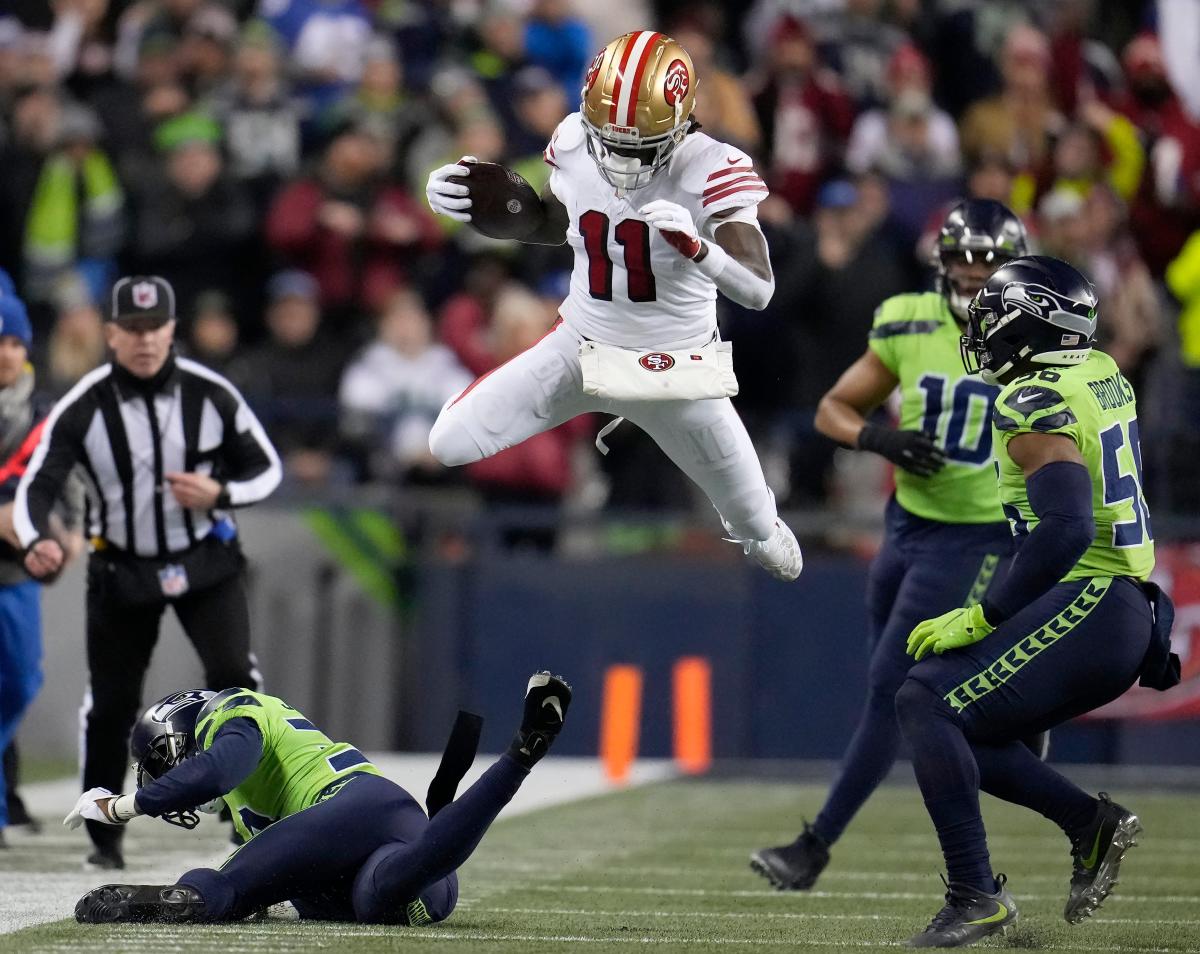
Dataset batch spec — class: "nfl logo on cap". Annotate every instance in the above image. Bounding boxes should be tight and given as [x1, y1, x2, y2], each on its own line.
[132, 282, 158, 310]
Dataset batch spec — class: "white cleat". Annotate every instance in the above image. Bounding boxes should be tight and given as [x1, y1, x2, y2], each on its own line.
[734, 520, 803, 582]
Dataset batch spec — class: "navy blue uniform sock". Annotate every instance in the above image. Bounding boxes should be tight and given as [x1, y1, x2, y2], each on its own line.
[974, 741, 1097, 838]
[895, 678, 993, 892]
[352, 755, 528, 923]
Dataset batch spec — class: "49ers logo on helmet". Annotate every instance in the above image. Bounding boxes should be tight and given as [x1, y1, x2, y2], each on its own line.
[663, 59, 690, 107]
[585, 50, 605, 92]
[640, 352, 675, 371]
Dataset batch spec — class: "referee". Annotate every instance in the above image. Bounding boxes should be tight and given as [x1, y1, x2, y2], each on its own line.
[14, 275, 282, 869]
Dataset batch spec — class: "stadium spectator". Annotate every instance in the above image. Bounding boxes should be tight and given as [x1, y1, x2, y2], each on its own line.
[12, 98, 124, 315]
[266, 117, 442, 323]
[128, 111, 254, 323]
[329, 34, 432, 179]
[523, 0, 590, 104]
[471, 9, 529, 137]
[184, 289, 239, 375]
[462, 284, 589, 549]
[751, 15, 854, 215]
[231, 270, 345, 486]
[259, 0, 373, 116]
[816, 0, 906, 110]
[437, 255, 514, 377]
[671, 22, 761, 153]
[209, 22, 301, 210]
[959, 23, 1064, 211]
[784, 179, 908, 502]
[177, 4, 237, 100]
[43, 274, 106, 396]
[339, 289, 472, 484]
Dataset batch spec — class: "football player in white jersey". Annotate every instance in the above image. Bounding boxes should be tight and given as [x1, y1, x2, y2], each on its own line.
[425, 30, 802, 581]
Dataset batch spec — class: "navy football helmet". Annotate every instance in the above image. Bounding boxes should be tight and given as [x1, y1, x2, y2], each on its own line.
[961, 255, 1098, 385]
[936, 199, 1028, 320]
[130, 689, 214, 828]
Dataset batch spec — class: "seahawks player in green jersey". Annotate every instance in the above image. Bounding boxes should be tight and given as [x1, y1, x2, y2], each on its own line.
[752, 200, 1026, 891]
[68, 673, 571, 925]
[897, 256, 1178, 947]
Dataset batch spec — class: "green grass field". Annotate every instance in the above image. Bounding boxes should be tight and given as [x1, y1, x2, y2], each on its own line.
[5, 778, 1199, 953]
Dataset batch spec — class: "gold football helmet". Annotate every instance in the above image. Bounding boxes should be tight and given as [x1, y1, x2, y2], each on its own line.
[580, 31, 698, 191]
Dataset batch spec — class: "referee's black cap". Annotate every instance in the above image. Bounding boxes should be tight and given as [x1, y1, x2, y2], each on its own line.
[110, 276, 176, 326]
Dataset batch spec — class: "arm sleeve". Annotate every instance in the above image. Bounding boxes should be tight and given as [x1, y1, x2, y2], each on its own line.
[215, 383, 283, 507]
[14, 395, 92, 548]
[982, 460, 1095, 623]
[134, 718, 263, 818]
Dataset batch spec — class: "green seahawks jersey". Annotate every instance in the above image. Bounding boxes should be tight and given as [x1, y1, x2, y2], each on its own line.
[194, 689, 381, 842]
[868, 292, 1005, 524]
[992, 350, 1154, 582]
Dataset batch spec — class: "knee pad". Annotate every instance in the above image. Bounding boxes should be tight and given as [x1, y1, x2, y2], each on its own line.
[428, 411, 484, 467]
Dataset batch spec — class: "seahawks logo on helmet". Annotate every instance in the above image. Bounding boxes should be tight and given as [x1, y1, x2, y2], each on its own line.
[961, 255, 1098, 385]
[999, 282, 1098, 339]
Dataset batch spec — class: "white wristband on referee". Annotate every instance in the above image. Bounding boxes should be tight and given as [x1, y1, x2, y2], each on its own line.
[110, 793, 141, 822]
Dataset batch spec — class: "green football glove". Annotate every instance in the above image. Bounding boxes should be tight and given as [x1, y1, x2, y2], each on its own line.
[906, 604, 995, 661]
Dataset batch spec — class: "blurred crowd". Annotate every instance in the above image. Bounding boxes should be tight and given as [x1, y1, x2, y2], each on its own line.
[1, 0, 1199, 527]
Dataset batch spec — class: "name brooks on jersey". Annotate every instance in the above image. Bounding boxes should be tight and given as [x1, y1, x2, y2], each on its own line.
[543, 112, 768, 350]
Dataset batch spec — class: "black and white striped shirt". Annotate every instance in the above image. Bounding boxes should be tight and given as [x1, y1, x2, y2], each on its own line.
[16, 357, 282, 558]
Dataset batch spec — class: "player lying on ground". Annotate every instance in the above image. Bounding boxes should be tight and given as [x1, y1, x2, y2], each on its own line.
[67, 672, 571, 925]
[752, 200, 1030, 890]
[897, 256, 1179, 948]
[425, 30, 801, 582]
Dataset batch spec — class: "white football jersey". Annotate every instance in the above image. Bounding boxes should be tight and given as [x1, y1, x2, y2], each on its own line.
[544, 113, 769, 350]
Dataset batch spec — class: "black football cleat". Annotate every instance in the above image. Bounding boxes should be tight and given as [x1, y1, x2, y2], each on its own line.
[749, 822, 830, 890]
[508, 672, 571, 768]
[76, 884, 206, 924]
[909, 875, 1017, 948]
[1064, 792, 1142, 924]
[85, 847, 125, 870]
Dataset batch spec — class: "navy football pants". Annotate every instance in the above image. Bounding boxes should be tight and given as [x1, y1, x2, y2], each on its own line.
[179, 755, 528, 923]
[813, 501, 1010, 844]
[896, 576, 1151, 886]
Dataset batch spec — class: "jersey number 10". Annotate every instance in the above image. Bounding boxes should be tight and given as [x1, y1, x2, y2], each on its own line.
[580, 212, 657, 302]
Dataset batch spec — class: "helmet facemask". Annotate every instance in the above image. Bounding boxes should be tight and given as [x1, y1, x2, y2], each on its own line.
[135, 728, 202, 829]
[582, 114, 691, 193]
[940, 249, 1015, 322]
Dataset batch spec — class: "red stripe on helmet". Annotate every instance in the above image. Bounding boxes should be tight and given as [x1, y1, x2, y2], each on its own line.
[624, 32, 665, 126]
[608, 33, 642, 125]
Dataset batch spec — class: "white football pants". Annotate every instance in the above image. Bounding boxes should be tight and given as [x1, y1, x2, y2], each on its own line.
[428, 321, 778, 542]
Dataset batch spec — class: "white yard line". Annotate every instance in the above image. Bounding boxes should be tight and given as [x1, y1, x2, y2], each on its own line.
[0, 755, 674, 936]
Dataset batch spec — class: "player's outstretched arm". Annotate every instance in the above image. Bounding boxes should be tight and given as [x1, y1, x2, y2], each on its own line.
[426, 158, 567, 245]
[817, 348, 945, 476]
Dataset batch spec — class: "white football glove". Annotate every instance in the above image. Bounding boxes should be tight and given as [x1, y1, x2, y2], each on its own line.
[639, 199, 702, 259]
[426, 155, 477, 222]
[64, 787, 122, 829]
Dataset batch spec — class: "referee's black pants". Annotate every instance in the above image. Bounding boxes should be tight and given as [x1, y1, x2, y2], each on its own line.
[83, 563, 258, 854]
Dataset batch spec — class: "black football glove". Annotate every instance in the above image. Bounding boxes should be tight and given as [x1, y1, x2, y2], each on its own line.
[857, 425, 946, 476]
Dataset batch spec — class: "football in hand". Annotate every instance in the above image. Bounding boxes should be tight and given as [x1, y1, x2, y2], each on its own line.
[449, 161, 544, 240]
